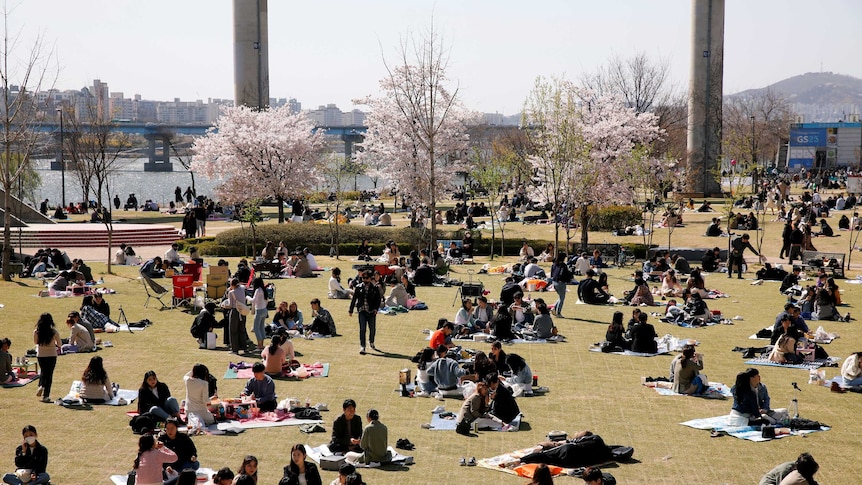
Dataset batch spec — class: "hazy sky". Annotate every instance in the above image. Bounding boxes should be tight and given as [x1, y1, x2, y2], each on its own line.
[10, 0, 862, 114]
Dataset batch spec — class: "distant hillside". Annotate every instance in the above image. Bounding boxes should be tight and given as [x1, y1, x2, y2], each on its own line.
[730, 72, 862, 106]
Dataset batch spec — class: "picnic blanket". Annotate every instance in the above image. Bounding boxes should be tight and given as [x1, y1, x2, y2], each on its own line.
[680, 415, 830, 442]
[744, 357, 839, 370]
[59, 381, 137, 406]
[644, 381, 732, 399]
[825, 378, 862, 392]
[477, 446, 568, 477]
[205, 410, 322, 433]
[306, 444, 414, 467]
[110, 467, 215, 485]
[2, 369, 40, 388]
[224, 362, 330, 379]
[588, 347, 671, 357]
[426, 408, 522, 431]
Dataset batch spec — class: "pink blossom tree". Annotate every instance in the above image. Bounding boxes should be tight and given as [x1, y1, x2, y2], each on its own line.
[355, 27, 474, 246]
[523, 77, 662, 253]
[191, 105, 326, 223]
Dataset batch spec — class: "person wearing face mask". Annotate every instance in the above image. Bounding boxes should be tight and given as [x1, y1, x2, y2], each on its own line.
[2, 425, 50, 485]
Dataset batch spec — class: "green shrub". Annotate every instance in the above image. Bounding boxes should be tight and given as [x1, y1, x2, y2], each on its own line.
[576, 205, 643, 231]
[213, 223, 465, 257]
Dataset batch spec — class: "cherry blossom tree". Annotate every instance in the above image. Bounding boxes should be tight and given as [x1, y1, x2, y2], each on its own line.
[523, 77, 662, 253]
[191, 105, 326, 223]
[355, 26, 474, 246]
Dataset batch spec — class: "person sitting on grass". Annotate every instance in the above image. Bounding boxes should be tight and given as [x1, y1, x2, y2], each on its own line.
[672, 346, 706, 395]
[2, 425, 50, 485]
[577, 270, 611, 305]
[759, 452, 819, 485]
[660, 269, 683, 298]
[629, 313, 657, 354]
[486, 374, 520, 430]
[426, 345, 466, 399]
[455, 381, 489, 435]
[190, 302, 220, 349]
[769, 316, 801, 364]
[133, 433, 177, 485]
[345, 409, 391, 465]
[138, 371, 182, 423]
[329, 399, 363, 454]
[530, 300, 556, 339]
[159, 418, 199, 484]
[0, 338, 14, 384]
[429, 322, 454, 349]
[328, 268, 353, 299]
[79, 356, 114, 404]
[61, 317, 94, 353]
[505, 353, 534, 397]
[280, 444, 323, 485]
[626, 272, 654, 306]
[604, 312, 628, 351]
[261, 334, 288, 377]
[384, 275, 409, 308]
[731, 368, 774, 425]
[309, 298, 338, 336]
[243, 362, 277, 412]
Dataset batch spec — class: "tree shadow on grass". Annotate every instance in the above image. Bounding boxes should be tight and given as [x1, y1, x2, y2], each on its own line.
[570, 317, 608, 325]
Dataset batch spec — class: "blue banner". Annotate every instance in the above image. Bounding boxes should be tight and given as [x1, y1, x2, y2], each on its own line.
[789, 128, 826, 147]
[788, 158, 813, 169]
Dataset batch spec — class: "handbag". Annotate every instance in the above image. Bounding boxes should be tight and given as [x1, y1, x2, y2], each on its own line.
[219, 299, 231, 309]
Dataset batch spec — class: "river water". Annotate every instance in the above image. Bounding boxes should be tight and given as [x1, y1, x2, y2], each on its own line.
[29, 158, 380, 207]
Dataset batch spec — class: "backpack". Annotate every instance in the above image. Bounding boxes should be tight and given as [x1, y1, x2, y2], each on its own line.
[291, 407, 322, 421]
[129, 413, 156, 434]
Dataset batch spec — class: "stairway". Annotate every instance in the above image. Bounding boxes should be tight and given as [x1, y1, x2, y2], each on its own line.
[10, 223, 183, 248]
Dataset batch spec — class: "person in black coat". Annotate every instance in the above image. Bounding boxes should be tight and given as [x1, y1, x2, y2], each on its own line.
[159, 418, 199, 482]
[487, 374, 520, 425]
[701, 247, 722, 273]
[329, 399, 363, 453]
[137, 371, 182, 422]
[279, 444, 322, 485]
[629, 313, 658, 354]
[6, 425, 50, 485]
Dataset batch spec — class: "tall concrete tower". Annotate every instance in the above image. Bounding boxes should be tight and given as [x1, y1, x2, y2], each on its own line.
[233, 0, 269, 109]
[686, 0, 724, 196]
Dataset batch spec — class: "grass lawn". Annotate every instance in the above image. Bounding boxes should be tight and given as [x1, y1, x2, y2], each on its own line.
[2, 196, 861, 485]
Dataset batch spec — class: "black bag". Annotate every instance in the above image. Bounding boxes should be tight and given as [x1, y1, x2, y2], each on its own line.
[129, 413, 156, 434]
[814, 345, 829, 359]
[291, 407, 322, 421]
[126, 471, 136, 485]
[761, 425, 776, 439]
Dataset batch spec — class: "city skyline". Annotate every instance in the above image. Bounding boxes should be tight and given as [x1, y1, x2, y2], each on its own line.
[8, 1, 862, 114]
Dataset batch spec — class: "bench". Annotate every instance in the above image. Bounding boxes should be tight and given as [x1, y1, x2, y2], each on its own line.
[801, 251, 845, 278]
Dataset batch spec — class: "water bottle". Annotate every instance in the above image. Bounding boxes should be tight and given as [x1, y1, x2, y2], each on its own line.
[218, 403, 225, 419]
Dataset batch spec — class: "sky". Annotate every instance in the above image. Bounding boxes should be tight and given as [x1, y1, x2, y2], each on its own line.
[9, 0, 862, 114]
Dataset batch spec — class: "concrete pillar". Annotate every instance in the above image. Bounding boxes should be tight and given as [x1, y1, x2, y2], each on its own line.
[341, 132, 365, 159]
[686, 0, 724, 196]
[233, 0, 269, 109]
[143, 134, 174, 172]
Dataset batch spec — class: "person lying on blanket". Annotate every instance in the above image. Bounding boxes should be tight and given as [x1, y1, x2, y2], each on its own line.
[520, 431, 613, 468]
[242, 363, 277, 412]
[731, 368, 785, 425]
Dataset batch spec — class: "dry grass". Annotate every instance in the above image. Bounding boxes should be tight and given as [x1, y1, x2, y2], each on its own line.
[2, 196, 861, 485]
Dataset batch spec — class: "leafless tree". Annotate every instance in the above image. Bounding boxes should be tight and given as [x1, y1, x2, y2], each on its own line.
[0, 5, 55, 280]
[63, 101, 132, 273]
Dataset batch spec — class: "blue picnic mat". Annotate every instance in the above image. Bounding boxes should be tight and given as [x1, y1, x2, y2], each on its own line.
[649, 381, 732, 398]
[680, 415, 830, 442]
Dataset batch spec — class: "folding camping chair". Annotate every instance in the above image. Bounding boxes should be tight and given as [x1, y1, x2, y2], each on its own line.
[172, 274, 195, 308]
[141, 274, 170, 309]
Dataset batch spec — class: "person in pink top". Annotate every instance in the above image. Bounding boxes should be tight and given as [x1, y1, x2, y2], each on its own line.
[133, 434, 177, 485]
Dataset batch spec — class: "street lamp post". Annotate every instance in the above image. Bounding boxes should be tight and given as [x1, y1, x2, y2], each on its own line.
[56, 108, 65, 208]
